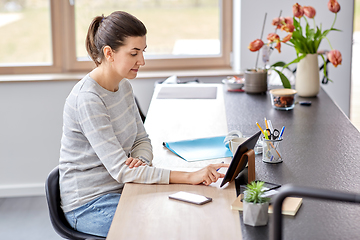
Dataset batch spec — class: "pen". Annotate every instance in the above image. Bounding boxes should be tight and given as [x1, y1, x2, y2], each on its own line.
[279, 126, 285, 139]
[267, 120, 274, 133]
[216, 162, 225, 171]
[264, 130, 269, 140]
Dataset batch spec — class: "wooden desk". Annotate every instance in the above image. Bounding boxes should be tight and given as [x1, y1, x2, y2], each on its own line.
[107, 84, 242, 240]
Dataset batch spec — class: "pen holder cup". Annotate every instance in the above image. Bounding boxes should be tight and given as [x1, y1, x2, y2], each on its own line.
[262, 138, 283, 163]
[229, 137, 248, 156]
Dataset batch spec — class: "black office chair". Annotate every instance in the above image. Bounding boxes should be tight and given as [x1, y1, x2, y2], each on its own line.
[271, 184, 360, 240]
[45, 166, 105, 240]
[134, 96, 146, 123]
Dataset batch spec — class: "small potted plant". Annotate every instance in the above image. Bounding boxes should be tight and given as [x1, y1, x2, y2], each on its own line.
[243, 181, 271, 226]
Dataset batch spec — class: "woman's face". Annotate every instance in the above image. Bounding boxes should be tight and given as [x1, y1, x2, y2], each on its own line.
[111, 36, 147, 79]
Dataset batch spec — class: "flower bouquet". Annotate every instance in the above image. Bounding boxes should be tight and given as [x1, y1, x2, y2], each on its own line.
[248, 0, 342, 90]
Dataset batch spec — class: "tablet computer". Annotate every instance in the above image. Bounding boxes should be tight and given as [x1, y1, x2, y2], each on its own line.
[220, 131, 261, 188]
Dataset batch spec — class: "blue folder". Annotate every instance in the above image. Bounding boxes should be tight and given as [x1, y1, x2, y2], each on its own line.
[163, 136, 232, 162]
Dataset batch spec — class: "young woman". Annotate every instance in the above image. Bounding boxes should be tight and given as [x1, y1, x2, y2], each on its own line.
[59, 11, 228, 237]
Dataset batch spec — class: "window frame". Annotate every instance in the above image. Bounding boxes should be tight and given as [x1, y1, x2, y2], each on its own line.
[0, 0, 233, 75]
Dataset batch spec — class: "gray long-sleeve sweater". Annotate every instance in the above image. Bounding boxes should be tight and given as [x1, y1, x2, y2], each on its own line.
[59, 74, 170, 213]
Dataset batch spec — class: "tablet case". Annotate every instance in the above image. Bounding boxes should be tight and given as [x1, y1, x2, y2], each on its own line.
[229, 149, 255, 183]
[220, 131, 261, 187]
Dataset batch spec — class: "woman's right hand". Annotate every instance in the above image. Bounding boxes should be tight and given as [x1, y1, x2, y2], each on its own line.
[169, 163, 229, 185]
[188, 163, 229, 185]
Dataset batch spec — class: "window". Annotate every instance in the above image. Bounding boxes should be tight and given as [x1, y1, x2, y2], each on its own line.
[0, 0, 51, 65]
[0, 0, 232, 75]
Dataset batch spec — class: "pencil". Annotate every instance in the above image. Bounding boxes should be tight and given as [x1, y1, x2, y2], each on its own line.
[265, 117, 269, 129]
[256, 122, 264, 133]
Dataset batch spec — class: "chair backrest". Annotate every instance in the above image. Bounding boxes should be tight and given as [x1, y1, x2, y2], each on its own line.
[45, 166, 105, 240]
[134, 96, 146, 123]
[271, 184, 360, 240]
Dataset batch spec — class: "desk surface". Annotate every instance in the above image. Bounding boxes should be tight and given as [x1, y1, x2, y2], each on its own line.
[107, 84, 360, 240]
[224, 87, 360, 240]
[108, 182, 241, 240]
[107, 84, 241, 240]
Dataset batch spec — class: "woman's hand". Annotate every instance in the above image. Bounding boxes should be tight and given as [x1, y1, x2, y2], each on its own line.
[189, 163, 229, 185]
[125, 157, 147, 168]
[169, 163, 229, 185]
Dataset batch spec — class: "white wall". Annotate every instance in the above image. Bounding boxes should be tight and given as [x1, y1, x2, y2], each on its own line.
[0, 0, 354, 197]
[237, 0, 354, 116]
[0, 76, 224, 197]
[0, 80, 74, 196]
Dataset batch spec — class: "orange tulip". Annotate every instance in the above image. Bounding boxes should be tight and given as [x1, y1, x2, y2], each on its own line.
[327, 49, 342, 67]
[284, 17, 293, 25]
[293, 3, 304, 18]
[328, 0, 341, 13]
[282, 33, 292, 43]
[303, 6, 316, 18]
[275, 42, 281, 53]
[267, 33, 280, 42]
[248, 39, 264, 52]
[272, 17, 282, 29]
[272, 17, 293, 31]
[281, 23, 295, 33]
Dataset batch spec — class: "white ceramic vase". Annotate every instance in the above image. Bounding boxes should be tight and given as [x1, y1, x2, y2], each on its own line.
[243, 201, 269, 226]
[295, 53, 320, 97]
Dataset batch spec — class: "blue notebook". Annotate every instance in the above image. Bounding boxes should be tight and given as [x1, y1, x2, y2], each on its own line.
[163, 136, 232, 162]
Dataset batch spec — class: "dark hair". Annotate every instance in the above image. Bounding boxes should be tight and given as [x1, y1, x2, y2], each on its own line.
[86, 11, 147, 66]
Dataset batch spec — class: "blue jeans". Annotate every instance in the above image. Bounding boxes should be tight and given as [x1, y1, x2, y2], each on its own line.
[64, 193, 121, 237]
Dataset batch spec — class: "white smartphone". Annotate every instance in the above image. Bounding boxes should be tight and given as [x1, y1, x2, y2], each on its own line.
[169, 191, 212, 205]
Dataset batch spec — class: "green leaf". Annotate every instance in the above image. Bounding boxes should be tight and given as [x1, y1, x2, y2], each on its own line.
[320, 54, 333, 83]
[270, 61, 287, 68]
[243, 181, 270, 204]
[293, 17, 300, 29]
[322, 28, 341, 37]
[273, 69, 292, 89]
[283, 54, 307, 69]
[291, 32, 308, 53]
[306, 24, 316, 41]
[322, 29, 331, 37]
[330, 27, 341, 32]
[306, 38, 316, 53]
[293, 17, 303, 35]
[314, 39, 322, 52]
